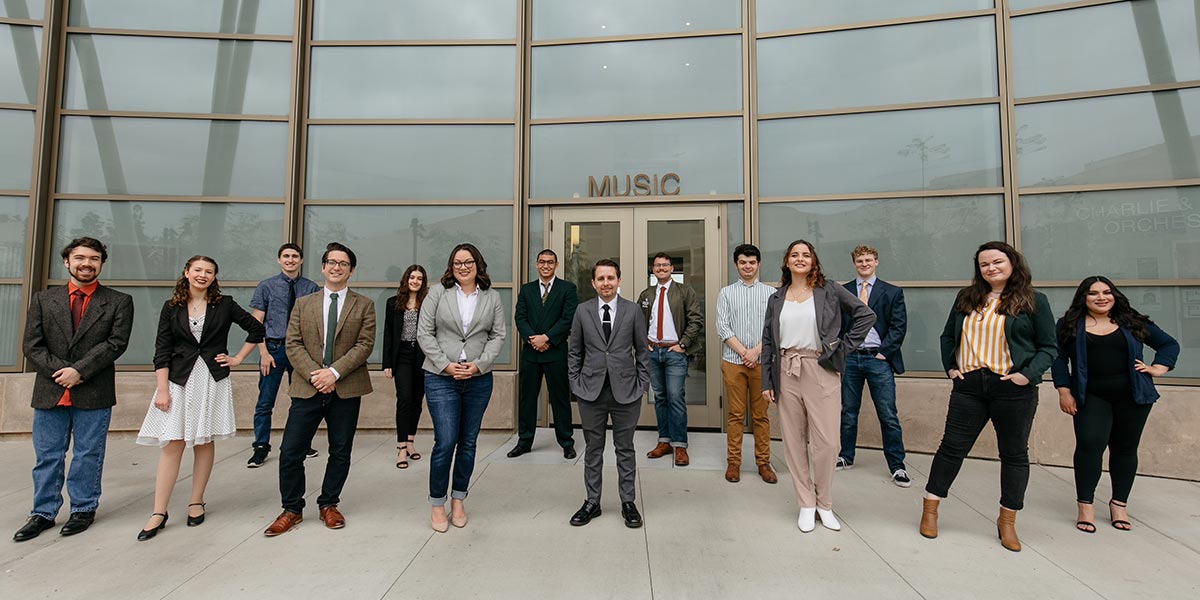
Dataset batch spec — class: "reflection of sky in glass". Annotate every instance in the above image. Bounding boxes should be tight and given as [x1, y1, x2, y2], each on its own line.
[534, 0, 738, 40]
[69, 0, 293, 35]
[0, 24, 42, 104]
[757, 0, 992, 32]
[0, 109, 34, 189]
[0, 0, 43, 20]
[313, 0, 514, 40]
[0, 196, 29, 278]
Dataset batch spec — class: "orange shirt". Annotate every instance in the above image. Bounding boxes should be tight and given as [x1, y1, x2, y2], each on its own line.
[57, 281, 99, 407]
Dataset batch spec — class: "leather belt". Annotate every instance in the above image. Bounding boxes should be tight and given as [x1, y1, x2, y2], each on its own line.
[648, 341, 677, 348]
[852, 347, 881, 355]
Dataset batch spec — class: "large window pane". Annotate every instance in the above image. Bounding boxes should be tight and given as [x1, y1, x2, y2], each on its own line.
[310, 47, 515, 119]
[757, 0, 992, 32]
[902, 287, 966, 372]
[0, 284, 20, 366]
[1016, 89, 1200, 188]
[0, 1, 42, 20]
[302, 205, 514, 282]
[51, 200, 283, 281]
[313, 0, 515, 40]
[0, 24, 41, 105]
[1009, 0, 1071, 10]
[760, 195, 1004, 282]
[726, 201, 744, 283]
[68, 0, 293, 35]
[1042, 286, 1200, 378]
[64, 35, 291, 115]
[526, 206, 545, 281]
[533, 0, 739, 40]
[0, 109, 34, 190]
[306, 125, 514, 200]
[759, 105, 1002, 196]
[1020, 187, 1200, 281]
[111, 286, 259, 365]
[57, 116, 288, 197]
[530, 117, 743, 199]
[532, 36, 741, 119]
[757, 17, 996, 113]
[0, 196, 28, 277]
[1012, 0, 1200, 98]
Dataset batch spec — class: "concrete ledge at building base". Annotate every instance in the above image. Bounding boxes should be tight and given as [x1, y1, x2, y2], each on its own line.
[0, 370, 517, 436]
[1, 372, 1197, 481]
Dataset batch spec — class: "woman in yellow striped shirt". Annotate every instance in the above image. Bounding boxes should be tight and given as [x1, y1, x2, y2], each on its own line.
[919, 241, 1057, 552]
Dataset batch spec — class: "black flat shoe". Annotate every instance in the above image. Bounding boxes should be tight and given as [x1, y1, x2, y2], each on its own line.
[506, 445, 532, 458]
[187, 503, 206, 527]
[60, 511, 95, 536]
[563, 446, 577, 460]
[570, 501, 601, 526]
[621, 501, 643, 528]
[13, 515, 55, 542]
[137, 513, 168, 541]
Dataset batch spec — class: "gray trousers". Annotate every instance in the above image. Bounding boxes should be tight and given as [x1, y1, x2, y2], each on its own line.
[579, 379, 642, 503]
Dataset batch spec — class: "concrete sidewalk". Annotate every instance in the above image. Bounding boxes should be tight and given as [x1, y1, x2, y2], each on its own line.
[0, 430, 1196, 599]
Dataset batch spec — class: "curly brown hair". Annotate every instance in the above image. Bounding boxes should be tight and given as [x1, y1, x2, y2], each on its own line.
[169, 255, 223, 307]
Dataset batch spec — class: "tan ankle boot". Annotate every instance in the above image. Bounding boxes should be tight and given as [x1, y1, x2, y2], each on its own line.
[920, 498, 939, 539]
[997, 507, 1021, 552]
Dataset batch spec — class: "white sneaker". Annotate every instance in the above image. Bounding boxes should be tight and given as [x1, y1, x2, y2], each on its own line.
[891, 469, 913, 488]
[816, 508, 841, 531]
[797, 507, 816, 533]
[835, 457, 853, 471]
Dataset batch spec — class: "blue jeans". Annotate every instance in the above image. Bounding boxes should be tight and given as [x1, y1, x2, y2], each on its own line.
[254, 340, 291, 450]
[840, 353, 905, 472]
[425, 372, 492, 505]
[648, 347, 688, 448]
[31, 406, 112, 519]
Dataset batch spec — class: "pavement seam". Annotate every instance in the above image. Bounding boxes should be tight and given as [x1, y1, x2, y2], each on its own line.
[638, 472, 655, 600]
[840, 517, 930, 600]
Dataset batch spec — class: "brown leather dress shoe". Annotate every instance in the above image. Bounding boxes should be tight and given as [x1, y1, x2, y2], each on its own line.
[319, 505, 346, 529]
[725, 464, 740, 483]
[646, 442, 672, 459]
[264, 511, 302, 537]
[758, 464, 778, 484]
[674, 447, 689, 466]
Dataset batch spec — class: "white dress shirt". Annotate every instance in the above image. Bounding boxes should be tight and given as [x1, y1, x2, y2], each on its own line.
[597, 296, 618, 324]
[855, 276, 883, 349]
[647, 280, 680, 343]
[455, 283, 480, 361]
[321, 286, 349, 379]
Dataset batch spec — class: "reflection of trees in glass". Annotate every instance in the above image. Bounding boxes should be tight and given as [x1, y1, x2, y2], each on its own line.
[898, 135, 949, 189]
[0, 210, 28, 276]
[1015, 124, 1046, 156]
[1130, 1, 1199, 181]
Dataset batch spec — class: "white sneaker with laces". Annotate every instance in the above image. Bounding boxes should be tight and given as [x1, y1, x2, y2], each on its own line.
[835, 457, 853, 471]
[797, 507, 816, 533]
[816, 508, 841, 531]
[891, 469, 913, 488]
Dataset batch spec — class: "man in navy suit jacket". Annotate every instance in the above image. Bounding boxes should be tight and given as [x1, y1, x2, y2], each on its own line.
[838, 245, 910, 487]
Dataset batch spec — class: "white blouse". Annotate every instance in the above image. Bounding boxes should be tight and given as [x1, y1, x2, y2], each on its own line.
[779, 297, 821, 351]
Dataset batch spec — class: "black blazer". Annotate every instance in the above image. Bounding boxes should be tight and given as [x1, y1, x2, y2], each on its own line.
[514, 277, 579, 364]
[153, 295, 265, 386]
[841, 279, 907, 374]
[23, 284, 135, 410]
[382, 295, 425, 369]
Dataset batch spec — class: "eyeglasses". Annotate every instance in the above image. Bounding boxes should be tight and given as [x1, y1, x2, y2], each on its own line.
[536, 260, 556, 266]
[652, 263, 673, 269]
[453, 260, 476, 269]
[323, 260, 351, 269]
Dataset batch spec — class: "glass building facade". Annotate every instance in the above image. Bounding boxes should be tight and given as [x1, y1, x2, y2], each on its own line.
[2, 0, 1197, 396]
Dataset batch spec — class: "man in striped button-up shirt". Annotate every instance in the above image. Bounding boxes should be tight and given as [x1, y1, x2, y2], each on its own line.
[715, 244, 778, 484]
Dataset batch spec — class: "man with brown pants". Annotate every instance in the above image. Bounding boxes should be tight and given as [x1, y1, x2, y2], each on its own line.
[715, 244, 777, 484]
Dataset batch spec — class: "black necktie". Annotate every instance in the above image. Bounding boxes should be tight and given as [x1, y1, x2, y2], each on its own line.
[70, 290, 85, 333]
[602, 304, 612, 341]
[286, 278, 297, 314]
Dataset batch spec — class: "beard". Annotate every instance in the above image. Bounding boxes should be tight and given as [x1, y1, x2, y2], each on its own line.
[69, 264, 99, 284]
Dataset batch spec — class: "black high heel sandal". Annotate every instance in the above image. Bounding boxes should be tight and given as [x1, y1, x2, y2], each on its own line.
[407, 438, 421, 461]
[1075, 500, 1096, 534]
[187, 503, 206, 527]
[1109, 500, 1132, 531]
[396, 444, 409, 469]
[137, 512, 168, 541]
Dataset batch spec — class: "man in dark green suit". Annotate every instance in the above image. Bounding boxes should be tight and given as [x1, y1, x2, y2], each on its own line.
[509, 249, 579, 459]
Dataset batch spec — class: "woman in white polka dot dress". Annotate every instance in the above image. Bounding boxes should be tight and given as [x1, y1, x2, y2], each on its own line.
[135, 256, 264, 540]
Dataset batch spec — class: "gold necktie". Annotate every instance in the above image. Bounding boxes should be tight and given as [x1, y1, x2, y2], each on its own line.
[859, 281, 869, 304]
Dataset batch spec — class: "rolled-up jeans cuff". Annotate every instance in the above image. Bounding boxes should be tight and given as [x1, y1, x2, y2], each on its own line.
[428, 495, 447, 507]
[671, 441, 687, 448]
[450, 489, 468, 500]
[658, 437, 670, 443]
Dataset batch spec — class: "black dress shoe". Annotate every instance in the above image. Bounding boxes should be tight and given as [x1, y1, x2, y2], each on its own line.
[137, 513, 168, 541]
[13, 515, 55, 542]
[621, 502, 643, 528]
[570, 501, 601, 526]
[59, 511, 95, 536]
[563, 446, 577, 460]
[506, 445, 532, 458]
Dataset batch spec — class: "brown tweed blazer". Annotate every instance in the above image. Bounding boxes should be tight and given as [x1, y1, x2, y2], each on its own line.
[285, 288, 375, 399]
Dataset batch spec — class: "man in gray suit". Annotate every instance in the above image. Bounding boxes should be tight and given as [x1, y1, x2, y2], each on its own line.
[567, 259, 650, 528]
[16, 237, 134, 542]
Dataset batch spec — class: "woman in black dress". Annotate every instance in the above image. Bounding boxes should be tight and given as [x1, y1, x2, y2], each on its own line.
[383, 264, 428, 469]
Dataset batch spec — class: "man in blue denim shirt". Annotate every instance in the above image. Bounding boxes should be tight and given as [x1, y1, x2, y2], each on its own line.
[247, 243, 320, 467]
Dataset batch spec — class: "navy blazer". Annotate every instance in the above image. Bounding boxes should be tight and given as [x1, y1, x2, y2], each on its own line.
[1051, 319, 1180, 406]
[841, 278, 907, 374]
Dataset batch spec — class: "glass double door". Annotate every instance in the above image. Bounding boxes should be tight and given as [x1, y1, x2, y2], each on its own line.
[547, 205, 723, 429]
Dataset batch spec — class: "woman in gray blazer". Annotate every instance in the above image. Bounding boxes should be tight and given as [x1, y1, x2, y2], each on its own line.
[761, 240, 874, 533]
[417, 243, 506, 533]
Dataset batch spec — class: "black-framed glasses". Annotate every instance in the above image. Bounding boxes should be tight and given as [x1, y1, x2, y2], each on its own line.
[536, 259, 557, 266]
[453, 260, 476, 269]
[323, 260, 351, 269]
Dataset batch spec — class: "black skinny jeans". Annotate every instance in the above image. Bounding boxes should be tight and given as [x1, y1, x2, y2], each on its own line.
[1073, 391, 1152, 504]
[392, 341, 425, 443]
[279, 392, 361, 513]
[926, 369, 1038, 511]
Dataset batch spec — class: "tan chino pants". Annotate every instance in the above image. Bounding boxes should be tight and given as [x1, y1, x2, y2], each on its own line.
[721, 360, 771, 466]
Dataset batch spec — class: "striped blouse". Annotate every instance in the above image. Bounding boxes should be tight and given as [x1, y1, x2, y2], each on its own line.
[956, 297, 1013, 375]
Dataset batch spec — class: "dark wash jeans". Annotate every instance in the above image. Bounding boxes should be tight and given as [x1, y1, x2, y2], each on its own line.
[253, 340, 291, 450]
[839, 353, 905, 472]
[278, 392, 361, 513]
[425, 372, 493, 505]
[925, 369, 1038, 511]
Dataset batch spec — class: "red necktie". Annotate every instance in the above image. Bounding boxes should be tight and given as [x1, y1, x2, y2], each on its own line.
[656, 286, 665, 341]
[71, 290, 85, 333]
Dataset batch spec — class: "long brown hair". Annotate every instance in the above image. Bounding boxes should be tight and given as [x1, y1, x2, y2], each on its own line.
[170, 255, 223, 307]
[779, 239, 827, 289]
[953, 241, 1034, 315]
[1057, 275, 1151, 344]
[394, 264, 429, 312]
[439, 243, 491, 290]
